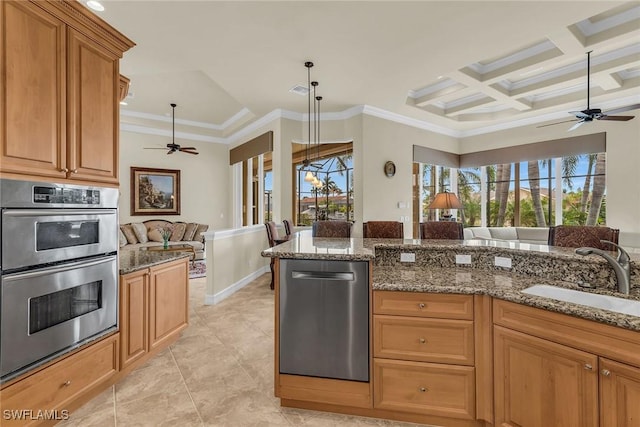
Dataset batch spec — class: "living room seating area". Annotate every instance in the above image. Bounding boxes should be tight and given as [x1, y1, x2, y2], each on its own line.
[119, 220, 209, 260]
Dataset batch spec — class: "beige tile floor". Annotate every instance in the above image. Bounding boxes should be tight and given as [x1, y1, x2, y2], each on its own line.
[60, 274, 425, 427]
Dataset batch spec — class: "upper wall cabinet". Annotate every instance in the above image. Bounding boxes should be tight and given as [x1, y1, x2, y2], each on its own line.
[0, 0, 135, 186]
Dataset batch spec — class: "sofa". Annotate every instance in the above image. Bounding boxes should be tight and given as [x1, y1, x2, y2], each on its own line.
[463, 227, 549, 245]
[119, 220, 209, 260]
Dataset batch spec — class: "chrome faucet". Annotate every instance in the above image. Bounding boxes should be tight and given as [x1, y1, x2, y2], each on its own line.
[575, 240, 631, 294]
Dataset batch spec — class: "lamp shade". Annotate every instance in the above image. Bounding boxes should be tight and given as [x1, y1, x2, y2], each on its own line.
[427, 191, 463, 210]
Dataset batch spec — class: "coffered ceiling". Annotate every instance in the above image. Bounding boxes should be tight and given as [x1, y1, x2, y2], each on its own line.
[95, 1, 640, 142]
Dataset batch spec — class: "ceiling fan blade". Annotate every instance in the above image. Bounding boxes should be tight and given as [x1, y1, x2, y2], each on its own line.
[167, 150, 176, 155]
[598, 115, 634, 122]
[144, 147, 170, 150]
[604, 104, 640, 115]
[568, 120, 586, 131]
[180, 150, 199, 155]
[536, 119, 578, 128]
[178, 146, 197, 150]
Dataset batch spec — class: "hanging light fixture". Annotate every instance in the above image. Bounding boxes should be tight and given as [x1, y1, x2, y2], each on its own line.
[303, 62, 315, 183]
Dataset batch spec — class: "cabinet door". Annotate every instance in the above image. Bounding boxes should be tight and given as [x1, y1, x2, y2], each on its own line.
[600, 358, 640, 427]
[67, 28, 119, 184]
[1, 1, 67, 179]
[149, 259, 189, 350]
[119, 270, 149, 369]
[494, 326, 598, 427]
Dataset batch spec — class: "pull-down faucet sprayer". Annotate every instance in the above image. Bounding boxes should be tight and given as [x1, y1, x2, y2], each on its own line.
[575, 240, 630, 294]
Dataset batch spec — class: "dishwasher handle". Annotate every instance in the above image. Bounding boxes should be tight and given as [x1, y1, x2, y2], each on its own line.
[291, 271, 355, 281]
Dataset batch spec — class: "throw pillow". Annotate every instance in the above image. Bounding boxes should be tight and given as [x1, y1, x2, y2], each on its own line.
[131, 222, 149, 243]
[118, 228, 128, 247]
[147, 229, 164, 242]
[182, 223, 198, 241]
[170, 223, 187, 241]
[194, 223, 209, 241]
[120, 224, 138, 244]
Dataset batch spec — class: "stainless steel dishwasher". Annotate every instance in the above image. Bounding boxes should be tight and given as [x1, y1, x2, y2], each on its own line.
[279, 258, 369, 382]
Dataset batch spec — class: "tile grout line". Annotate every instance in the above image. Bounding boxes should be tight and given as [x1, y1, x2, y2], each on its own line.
[168, 345, 206, 426]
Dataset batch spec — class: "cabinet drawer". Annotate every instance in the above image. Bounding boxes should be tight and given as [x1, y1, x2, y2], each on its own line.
[373, 291, 473, 319]
[373, 358, 475, 420]
[374, 315, 474, 365]
[0, 334, 118, 426]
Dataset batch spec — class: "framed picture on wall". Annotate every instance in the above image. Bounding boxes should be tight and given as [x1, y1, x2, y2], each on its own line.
[131, 167, 181, 215]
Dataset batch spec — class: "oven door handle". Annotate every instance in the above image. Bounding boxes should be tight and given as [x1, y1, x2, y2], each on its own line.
[2, 255, 116, 281]
[2, 209, 116, 217]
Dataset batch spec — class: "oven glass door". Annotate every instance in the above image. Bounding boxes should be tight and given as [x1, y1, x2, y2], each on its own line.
[0, 255, 117, 380]
[1, 209, 118, 270]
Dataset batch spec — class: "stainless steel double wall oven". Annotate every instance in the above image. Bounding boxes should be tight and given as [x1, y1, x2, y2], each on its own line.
[0, 179, 119, 382]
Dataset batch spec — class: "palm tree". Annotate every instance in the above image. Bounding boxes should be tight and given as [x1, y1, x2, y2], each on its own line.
[580, 154, 596, 213]
[586, 153, 606, 225]
[496, 163, 511, 226]
[528, 160, 546, 227]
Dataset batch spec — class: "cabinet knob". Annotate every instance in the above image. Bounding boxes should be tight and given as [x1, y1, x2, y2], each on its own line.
[419, 387, 428, 392]
[418, 303, 425, 309]
[71, 169, 78, 174]
[584, 364, 593, 370]
[63, 380, 71, 387]
[419, 338, 426, 344]
[61, 168, 69, 173]
[601, 369, 611, 377]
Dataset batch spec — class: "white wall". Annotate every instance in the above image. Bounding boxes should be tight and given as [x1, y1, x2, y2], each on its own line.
[459, 119, 640, 234]
[118, 131, 230, 230]
[358, 115, 458, 238]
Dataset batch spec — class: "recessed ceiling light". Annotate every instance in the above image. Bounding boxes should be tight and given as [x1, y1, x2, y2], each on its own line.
[437, 75, 444, 79]
[86, 1, 104, 12]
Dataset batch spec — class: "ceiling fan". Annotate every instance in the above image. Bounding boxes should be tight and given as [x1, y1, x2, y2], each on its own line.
[144, 103, 199, 155]
[538, 51, 639, 131]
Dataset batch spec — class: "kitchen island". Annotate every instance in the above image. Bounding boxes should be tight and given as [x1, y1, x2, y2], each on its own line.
[263, 231, 640, 427]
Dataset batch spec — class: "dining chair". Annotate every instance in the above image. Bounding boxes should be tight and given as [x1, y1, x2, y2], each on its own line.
[282, 219, 294, 240]
[312, 220, 352, 238]
[264, 221, 282, 290]
[420, 221, 464, 240]
[548, 225, 619, 251]
[362, 221, 404, 238]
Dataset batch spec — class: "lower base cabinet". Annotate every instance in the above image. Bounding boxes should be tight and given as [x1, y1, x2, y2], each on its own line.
[0, 333, 119, 427]
[494, 326, 599, 427]
[374, 358, 475, 420]
[120, 258, 189, 371]
[599, 358, 640, 427]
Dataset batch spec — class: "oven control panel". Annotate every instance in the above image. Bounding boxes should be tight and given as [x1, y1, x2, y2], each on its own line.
[33, 186, 101, 205]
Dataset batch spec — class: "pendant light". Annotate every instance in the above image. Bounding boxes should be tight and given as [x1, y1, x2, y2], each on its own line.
[314, 94, 323, 189]
[303, 62, 315, 183]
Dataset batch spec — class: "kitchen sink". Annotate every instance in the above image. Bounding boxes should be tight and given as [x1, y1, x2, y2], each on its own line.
[522, 284, 640, 317]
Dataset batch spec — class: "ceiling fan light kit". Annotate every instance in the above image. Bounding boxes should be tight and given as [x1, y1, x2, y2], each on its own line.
[144, 103, 200, 155]
[539, 51, 637, 131]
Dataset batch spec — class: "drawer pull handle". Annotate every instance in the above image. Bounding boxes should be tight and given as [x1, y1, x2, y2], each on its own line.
[419, 338, 426, 344]
[584, 364, 593, 370]
[61, 168, 69, 173]
[418, 303, 425, 309]
[601, 369, 611, 377]
[419, 387, 428, 392]
[63, 380, 71, 387]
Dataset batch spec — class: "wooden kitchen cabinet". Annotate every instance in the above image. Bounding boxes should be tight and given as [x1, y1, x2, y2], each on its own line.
[599, 358, 640, 427]
[119, 258, 188, 371]
[372, 291, 479, 424]
[493, 325, 598, 427]
[0, 0, 134, 185]
[0, 333, 119, 427]
[119, 269, 149, 369]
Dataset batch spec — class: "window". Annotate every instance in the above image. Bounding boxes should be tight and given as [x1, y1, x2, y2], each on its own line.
[293, 142, 353, 226]
[415, 151, 607, 229]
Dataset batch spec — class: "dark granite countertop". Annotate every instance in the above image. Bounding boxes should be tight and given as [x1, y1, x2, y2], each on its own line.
[374, 266, 640, 332]
[119, 249, 191, 275]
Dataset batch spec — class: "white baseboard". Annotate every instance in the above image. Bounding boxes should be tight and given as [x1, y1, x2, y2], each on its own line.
[204, 265, 270, 305]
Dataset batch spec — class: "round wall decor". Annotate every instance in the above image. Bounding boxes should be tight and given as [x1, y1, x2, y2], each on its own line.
[384, 161, 396, 177]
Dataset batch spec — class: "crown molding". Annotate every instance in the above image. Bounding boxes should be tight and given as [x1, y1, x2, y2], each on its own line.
[120, 106, 251, 131]
[120, 123, 226, 143]
[361, 105, 460, 138]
